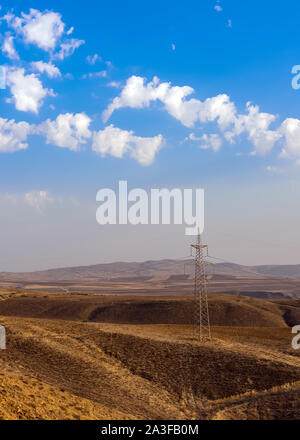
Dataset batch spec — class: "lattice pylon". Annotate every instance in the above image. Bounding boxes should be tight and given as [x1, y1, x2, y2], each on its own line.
[191, 232, 211, 342]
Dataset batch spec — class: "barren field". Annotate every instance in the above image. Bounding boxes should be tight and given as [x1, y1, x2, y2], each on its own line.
[0, 286, 299, 420]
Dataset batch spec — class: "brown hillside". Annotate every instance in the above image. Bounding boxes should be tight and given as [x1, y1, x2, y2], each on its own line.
[0, 291, 299, 420]
[0, 371, 132, 420]
[0, 294, 289, 327]
[1, 316, 299, 419]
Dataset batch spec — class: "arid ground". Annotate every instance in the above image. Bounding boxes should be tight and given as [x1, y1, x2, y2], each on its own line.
[0, 271, 299, 420]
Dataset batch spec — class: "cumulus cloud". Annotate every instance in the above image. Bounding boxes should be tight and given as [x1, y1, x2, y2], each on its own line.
[0, 118, 32, 152]
[92, 124, 164, 165]
[6, 68, 54, 114]
[8, 9, 65, 51]
[105, 75, 296, 157]
[2, 35, 19, 60]
[225, 103, 281, 155]
[24, 190, 52, 212]
[2, 8, 83, 60]
[31, 61, 61, 78]
[37, 113, 92, 151]
[103, 75, 236, 129]
[0, 114, 165, 166]
[279, 118, 300, 158]
[0, 8, 84, 114]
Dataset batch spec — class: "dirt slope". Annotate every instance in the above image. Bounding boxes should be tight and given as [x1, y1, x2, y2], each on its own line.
[0, 292, 299, 420]
[0, 294, 289, 327]
[0, 317, 184, 419]
[0, 370, 132, 420]
[1, 316, 299, 416]
[210, 382, 300, 420]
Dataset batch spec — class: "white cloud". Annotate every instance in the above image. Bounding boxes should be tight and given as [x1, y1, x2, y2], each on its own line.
[279, 118, 300, 158]
[2, 35, 19, 60]
[92, 124, 164, 165]
[24, 190, 52, 212]
[171, 43, 176, 51]
[225, 103, 281, 155]
[9, 9, 65, 51]
[31, 61, 61, 78]
[102, 76, 160, 121]
[6, 68, 54, 114]
[82, 70, 107, 79]
[1, 12, 14, 25]
[186, 132, 222, 151]
[103, 75, 236, 129]
[131, 135, 164, 165]
[37, 113, 92, 151]
[0, 118, 32, 152]
[104, 76, 292, 157]
[185, 132, 202, 142]
[54, 38, 84, 60]
[197, 94, 236, 129]
[3, 8, 83, 61]
[214, 5, 223, 12]
[86, 54, 101, 65]
[93, 125, 131, 158]
[66, 26, 74, 35]
[199, 133, 222, 152]
[107, 81, 122, 88]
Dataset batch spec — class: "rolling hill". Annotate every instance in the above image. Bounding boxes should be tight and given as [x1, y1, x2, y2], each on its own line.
[1, 259, 300, 282]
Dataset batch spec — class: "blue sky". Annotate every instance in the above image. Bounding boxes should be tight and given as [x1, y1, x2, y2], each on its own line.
[0, 1, 300, 271]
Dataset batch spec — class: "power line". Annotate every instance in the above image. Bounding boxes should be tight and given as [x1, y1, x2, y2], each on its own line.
[187, 231, 212, 342]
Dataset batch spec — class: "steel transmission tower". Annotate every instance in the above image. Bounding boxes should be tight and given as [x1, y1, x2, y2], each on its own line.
[190, 232, 211, 342]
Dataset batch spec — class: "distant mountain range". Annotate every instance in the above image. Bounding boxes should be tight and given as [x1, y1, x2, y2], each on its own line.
[1, 259, 300, 282]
